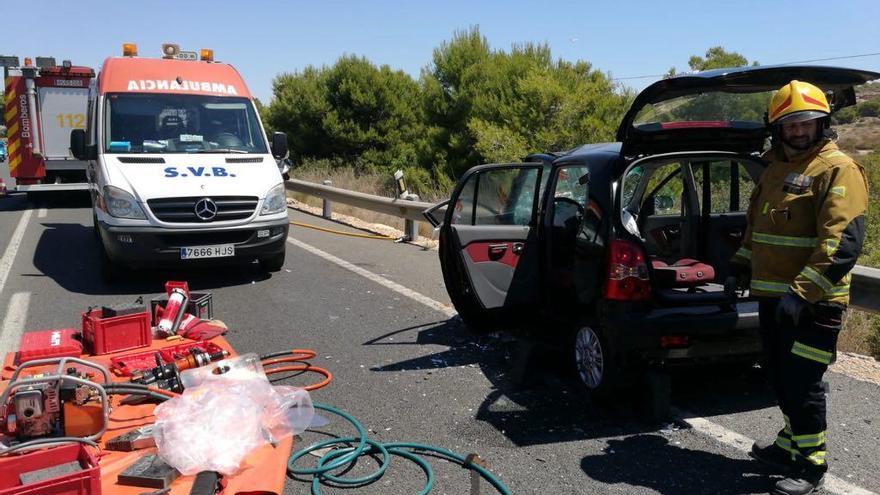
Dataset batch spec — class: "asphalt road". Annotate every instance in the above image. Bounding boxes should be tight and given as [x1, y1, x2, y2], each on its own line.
[0, 182, 878, 494]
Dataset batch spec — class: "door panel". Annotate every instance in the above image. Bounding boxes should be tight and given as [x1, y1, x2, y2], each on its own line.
[440, 165, 542, 323]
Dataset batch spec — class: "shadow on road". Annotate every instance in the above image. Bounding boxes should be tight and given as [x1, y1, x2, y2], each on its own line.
[369, 319, 778, 443]
[580, 435, 778, 495]
[31, 223, 274, 296]
[0, 194, 30, 212]
[0, 191, 91, 212]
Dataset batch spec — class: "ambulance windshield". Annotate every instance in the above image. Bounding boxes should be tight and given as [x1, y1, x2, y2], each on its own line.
[104, 93, 268, 154]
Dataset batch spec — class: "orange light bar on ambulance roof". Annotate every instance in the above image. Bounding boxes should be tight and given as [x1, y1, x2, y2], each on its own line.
[122, 43, 138, 57]
[200, 48, 214, 62]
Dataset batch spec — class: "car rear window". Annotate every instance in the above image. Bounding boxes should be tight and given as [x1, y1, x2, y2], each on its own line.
[632, 90, 774, 128]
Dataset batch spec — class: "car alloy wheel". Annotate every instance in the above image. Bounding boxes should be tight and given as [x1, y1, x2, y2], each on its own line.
[575, 326, 604, 389]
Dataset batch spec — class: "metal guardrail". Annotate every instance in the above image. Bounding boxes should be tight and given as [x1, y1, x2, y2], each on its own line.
[284, 179, 880, 314]
[850, 265, 880, 314]
[285, 179, 439, 240]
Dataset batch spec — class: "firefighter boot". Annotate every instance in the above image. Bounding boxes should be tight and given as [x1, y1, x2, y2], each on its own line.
[774, 465, 825, 495]
[750, 438, 795, 471]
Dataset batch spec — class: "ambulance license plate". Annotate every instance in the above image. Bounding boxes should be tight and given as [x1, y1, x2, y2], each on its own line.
[180, 244, 235, 259]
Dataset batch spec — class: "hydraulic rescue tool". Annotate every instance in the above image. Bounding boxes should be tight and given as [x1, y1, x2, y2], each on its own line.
[130, 348, 229, 392]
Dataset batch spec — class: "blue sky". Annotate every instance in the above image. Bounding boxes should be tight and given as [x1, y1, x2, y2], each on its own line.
[5, 0, 879, 102]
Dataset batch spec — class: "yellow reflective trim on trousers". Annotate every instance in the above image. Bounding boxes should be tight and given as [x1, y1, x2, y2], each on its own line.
[791, 342, 834, 365]
[806, 450, 827, 466]
[752, 232, 818, 248]
[793, 431, 826, 448]
[751, 279, 790, 294]
[775, 436, 796, 454]
[801, 266, 834, 293]
[735, 248, 751, 260]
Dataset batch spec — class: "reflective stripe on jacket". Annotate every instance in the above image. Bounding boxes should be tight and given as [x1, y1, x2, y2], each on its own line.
[731, 140, 868, 305]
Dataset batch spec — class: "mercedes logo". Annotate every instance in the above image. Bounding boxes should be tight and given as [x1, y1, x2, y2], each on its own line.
[194, 198, 218, 221]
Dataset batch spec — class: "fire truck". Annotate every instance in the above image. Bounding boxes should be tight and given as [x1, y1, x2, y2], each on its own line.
[2, 55, 94, 197]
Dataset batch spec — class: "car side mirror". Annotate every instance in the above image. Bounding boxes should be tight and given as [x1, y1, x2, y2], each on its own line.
[69, 129, 95, 160]
[270, 132, 288, 159]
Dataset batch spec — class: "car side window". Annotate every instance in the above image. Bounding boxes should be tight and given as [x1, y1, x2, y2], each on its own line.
[691, 161, 757, 214]
[451, 178, 476, 225]
[451, 168, 539, 226]
[643, 163, 685, 216]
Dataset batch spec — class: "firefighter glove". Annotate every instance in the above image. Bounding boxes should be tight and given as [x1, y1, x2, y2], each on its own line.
[776, 293, 808, 326]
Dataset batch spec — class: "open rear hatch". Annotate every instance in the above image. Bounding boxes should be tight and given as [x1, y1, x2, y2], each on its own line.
[617, 65, 880, 157]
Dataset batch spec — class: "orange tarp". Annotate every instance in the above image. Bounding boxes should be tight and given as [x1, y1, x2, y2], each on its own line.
[1, 336, 291, 495]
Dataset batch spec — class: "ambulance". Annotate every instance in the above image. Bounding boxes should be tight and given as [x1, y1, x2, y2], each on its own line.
[70, 44, 289, 278]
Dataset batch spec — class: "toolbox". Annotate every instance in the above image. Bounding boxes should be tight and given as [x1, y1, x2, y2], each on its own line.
[16, 328, 83, 364]
[81, 306, 152, 355]
[0, 443, 101, 495]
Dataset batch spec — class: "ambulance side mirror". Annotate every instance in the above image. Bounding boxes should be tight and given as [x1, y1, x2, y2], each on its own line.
[270, 132, 288, 160]
[70, 129, 95, 160]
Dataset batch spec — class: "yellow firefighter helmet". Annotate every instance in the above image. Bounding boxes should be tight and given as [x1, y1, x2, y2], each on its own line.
[767, 80, 831, 125]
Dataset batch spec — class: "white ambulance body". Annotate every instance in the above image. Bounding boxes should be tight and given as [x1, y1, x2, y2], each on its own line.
[70, 45, 289, 278]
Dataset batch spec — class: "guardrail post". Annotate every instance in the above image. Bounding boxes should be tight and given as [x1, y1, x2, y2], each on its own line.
[403, 193, 419, 241]
[322, 180, 332, 219]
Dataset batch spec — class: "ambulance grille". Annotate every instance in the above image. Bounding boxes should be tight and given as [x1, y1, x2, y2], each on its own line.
[147, 196, 259, 223]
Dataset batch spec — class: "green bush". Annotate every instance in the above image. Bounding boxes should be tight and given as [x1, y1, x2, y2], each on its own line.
[857, 100, 880, 118]
[266, 27, 631, 183]
[833, 106, 858, 124]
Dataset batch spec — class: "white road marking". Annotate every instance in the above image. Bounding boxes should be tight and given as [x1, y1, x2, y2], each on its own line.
[0, 209, 32, 296]
[287, 237, 456, 318]
[675, 409, 877, 495]
[37, 208, 47, 218]
[289, 235, 876, 495]
[0, 292, 30, 356]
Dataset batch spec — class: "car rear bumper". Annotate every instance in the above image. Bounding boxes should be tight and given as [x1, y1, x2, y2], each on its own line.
[603, 301, 763, 365]
[98, 219, 288, 268]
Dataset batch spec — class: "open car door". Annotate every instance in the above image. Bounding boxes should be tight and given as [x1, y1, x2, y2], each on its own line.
[438, 163, 544, 333]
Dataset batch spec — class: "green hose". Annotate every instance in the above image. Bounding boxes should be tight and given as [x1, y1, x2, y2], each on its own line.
[288, 403, 512, 495]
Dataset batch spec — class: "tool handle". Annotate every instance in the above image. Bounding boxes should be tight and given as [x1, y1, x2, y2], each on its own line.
[188, 471, 219, 495]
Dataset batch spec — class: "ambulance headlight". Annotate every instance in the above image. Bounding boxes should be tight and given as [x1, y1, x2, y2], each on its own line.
[104, 185, 146, 219]
[261, 183, 286, 215]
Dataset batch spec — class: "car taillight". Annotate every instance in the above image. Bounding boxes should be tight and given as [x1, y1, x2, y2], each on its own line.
[604, 238, 651, 301]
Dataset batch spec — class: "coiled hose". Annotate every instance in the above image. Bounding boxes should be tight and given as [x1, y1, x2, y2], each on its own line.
[288, 402, 512, 495]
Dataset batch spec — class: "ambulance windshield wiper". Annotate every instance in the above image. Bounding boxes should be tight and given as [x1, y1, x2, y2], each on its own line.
[192, 149, 249, 154]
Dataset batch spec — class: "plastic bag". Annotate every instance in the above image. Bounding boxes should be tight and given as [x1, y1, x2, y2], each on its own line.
[153, 354, 313, 475]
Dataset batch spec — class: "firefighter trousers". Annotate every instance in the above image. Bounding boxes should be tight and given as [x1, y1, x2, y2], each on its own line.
[757, 298, 844, 471]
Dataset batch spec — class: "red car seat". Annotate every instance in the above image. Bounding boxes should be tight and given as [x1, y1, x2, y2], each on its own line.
[651, 258, 715, 287]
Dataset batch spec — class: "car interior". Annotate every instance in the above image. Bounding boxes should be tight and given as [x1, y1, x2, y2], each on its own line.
[619, 155, 764, 304]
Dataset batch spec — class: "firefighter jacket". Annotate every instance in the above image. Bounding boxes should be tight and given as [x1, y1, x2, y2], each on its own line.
[731, 140, 868, 306]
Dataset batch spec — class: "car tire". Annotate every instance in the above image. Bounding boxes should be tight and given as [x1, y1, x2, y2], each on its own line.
[571, 324, 624, 401]
[261, 251, 286, 272]
[92, 213, 100, 239]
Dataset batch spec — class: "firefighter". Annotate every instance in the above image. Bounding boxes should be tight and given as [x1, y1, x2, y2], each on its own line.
[727, 80, 868, 495]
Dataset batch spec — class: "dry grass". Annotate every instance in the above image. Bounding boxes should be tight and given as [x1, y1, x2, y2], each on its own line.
[289, 165, 449, 238]
[840, 310, 879, 357]
[835, 117, 880, 153]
